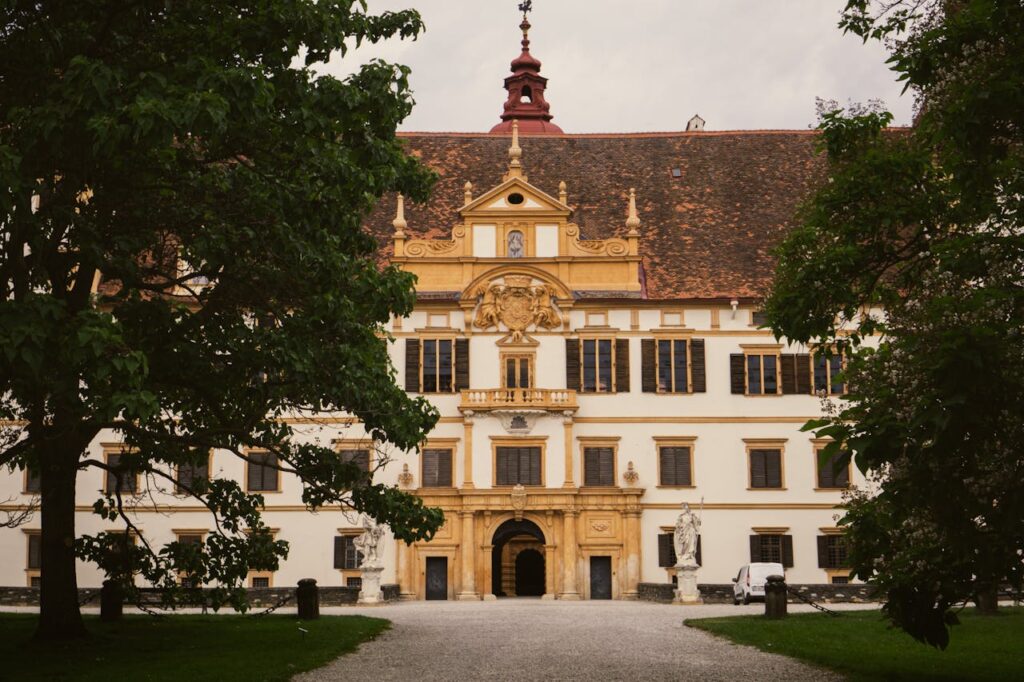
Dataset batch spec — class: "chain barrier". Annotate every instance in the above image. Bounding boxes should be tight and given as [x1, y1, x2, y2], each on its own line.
[786, 586, 842, 617]
[78, 591, 99, 606]
[248, 593, 294, 618]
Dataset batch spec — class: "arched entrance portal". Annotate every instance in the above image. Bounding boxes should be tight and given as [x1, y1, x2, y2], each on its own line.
[491, 518, 546, 597]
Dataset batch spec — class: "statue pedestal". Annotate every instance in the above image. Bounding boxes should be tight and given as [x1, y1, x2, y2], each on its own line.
[357, 565, 384, 605]
[673, 563, 702, 604]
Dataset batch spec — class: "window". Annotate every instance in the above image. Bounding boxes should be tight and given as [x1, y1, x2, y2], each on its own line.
[507, 230, 525, 257]
[658, 446, 693, 487]
[658, 532, 702, 567]
[750, 533, 793, 567]
[746, 352, 779, 395]
[28, 533, 41, 570]
[583, 447, 615, 486]
[749, 448, 783, 489]
[656, 339, 689, 393]
[24, 467, 41, 494]
[421, 448, 453, 488]
[346, 576, 363, 589]
[816, 447, 851, 489]
[813, 352, 846, 394]
[175, 533, 204, 587]
[817, 534, 849, 569]
[246, 452, 279, 492]
[105, 453, 139, 494]
[503, 354, 533, 389]
[341, 449, 371, 474]
[751, 311, 769, 327]
[580, 338, 614, 393]
[422, 339, 454, 393]
[495, 446, 542, 486]
[830, 575, 850, 585]
[250, 576, 270, 588]
[334, 535, 362, 570]
[176, 456, 209, 493]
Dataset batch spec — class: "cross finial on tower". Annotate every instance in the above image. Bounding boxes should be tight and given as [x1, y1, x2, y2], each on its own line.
[518, 1, 532, 17]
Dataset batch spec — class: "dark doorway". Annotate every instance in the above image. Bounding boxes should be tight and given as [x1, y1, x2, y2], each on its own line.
[590, 556, 612, 600]
[491, 518, 546, 597]
[515, 549, 545, 596]
[425, 557, 447, 600]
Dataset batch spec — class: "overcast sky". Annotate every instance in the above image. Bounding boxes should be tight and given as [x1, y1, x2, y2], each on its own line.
[318, 0, 914, 133]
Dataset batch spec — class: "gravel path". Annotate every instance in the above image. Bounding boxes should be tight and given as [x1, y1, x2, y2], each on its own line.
[296, 600, 871, 681]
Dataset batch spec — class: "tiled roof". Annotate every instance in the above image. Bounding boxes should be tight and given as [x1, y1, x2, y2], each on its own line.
[365, 131, 826, 301]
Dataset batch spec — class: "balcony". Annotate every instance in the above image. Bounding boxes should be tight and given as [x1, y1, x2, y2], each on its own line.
[459, 388, 578, 413]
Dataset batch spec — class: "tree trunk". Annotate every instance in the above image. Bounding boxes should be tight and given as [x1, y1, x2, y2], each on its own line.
[974, 584, 999, 615]
[35, 448, 87, 640]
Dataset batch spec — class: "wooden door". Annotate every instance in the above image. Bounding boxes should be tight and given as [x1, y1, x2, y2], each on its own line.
[590, 556, 612, 600]
[425, 557, 448, 600]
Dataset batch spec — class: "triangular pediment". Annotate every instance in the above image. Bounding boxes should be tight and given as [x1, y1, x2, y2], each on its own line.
[460, 177, 570, 218]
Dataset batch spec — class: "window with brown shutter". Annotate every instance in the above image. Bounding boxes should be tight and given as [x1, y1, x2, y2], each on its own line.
[658, 533, 701, 566]
[690, 339, 707, 393]
[658, 446, 693, 486]
[334, 535, 362, 570]
[565, 339, 581, 390]
[341, 449, 371, 476]
[614, 339, 630, 392]
[105, 453, 139, 494]
[817, 535, 849, 569]
[421, 339, 455, 393]
[745, 352, 780, 395]
[816, 448, 851, 489]
[24, 467, 41, 494]
[405, 338, 420, 392]
[246, 451, 279, 492]
[27, 533, 41, 570]
[421, 448, 453, 487]
[641, 339, 657, 392]
[749, 449, 783, 489]
[454, 338, 470, 390]
[583, 447, 615, 486]
[729, 354, 746, 394]
[176, 456, 210, 494]
[495, 446, 542, 486]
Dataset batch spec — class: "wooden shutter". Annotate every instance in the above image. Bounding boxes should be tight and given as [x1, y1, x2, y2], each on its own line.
[584, 448, 614, 486]
[780, 354, 798, 394]
[615, 339, 630, 393]
[749, 535, 762, 562]
[565, 339, 580, 390]
[640, 339, 656, 392]
[454, 338, 470, 390]
[817, 535, 830, 568]
[405, 339, 421, 392]
[795, 353, 812, 394]
[495, 448, 510, 486]
[659, 447, 691, 486]
[658, 533, 677, 567]
[817, 452, 834, 488]
[437, 449, 453, 487]
[690, 339, 706, 393]
[750, 450, 766, 488]
[529, 447, 542, 485]
[730, 354, 746, 394]
[695, 535, 702, 567]
[766, 450, 782, 488]
[247, 457, 262, 491]
[782, 535, 794, 568]
[422, 449, 439, 487]
[333, 536, 346, 569]
[28, 534, 41, 569]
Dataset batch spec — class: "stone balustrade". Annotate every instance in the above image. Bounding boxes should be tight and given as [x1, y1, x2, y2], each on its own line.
[459, 388, 578, 413]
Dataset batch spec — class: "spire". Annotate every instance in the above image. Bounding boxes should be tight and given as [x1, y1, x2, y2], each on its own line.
[489, 4, 563, 134]
[503, 121, 528, 182]
[625, 188, 640, 235]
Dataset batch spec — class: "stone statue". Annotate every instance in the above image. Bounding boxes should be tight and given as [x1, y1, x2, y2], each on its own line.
[673, 502, 701, 567]
[353, 516, 385, 569]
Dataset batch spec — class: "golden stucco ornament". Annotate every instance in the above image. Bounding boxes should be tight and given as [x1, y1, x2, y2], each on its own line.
[473, 275, 563, 342]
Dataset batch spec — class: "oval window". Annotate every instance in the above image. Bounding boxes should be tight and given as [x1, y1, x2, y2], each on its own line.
[507, 193, 525, 205]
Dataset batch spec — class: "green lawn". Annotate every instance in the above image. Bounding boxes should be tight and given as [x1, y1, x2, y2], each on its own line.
[0, 613, 388, 682]
[687, 607, 1024, 682]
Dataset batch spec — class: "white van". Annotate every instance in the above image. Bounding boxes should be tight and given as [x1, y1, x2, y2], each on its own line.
[732, 563, 785, 604]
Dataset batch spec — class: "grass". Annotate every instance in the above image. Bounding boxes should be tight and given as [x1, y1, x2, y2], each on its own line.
[0, 613, 389, 682]
[687, 607, 1024, 682]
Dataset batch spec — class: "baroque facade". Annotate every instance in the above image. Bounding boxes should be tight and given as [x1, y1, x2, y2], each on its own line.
[0, 15, 862, 599]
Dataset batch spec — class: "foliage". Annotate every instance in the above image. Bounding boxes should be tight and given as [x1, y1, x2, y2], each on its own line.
[0, 613, 389, 682]
[0, 0, 443, 634]
[688, 608, 1024, 682]
[764, 0, 1024, 648]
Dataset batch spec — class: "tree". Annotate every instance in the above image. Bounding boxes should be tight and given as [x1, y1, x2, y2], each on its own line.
[764, 0, 1024, 648]
[0, 1, 444, 640]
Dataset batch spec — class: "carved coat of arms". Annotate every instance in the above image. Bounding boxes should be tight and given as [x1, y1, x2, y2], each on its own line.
[473, 276, 563, 342]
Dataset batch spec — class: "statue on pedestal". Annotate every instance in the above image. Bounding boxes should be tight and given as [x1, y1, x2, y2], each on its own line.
[354, 515, 384, 569]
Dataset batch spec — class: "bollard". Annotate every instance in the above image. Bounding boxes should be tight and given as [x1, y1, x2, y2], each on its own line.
[100, 579, 124, 622]
[296, 578, 320, 620]
[764, 574, 788, 620]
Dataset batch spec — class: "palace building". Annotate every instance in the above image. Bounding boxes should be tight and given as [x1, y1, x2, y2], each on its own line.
[0, 14, 861, 600]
